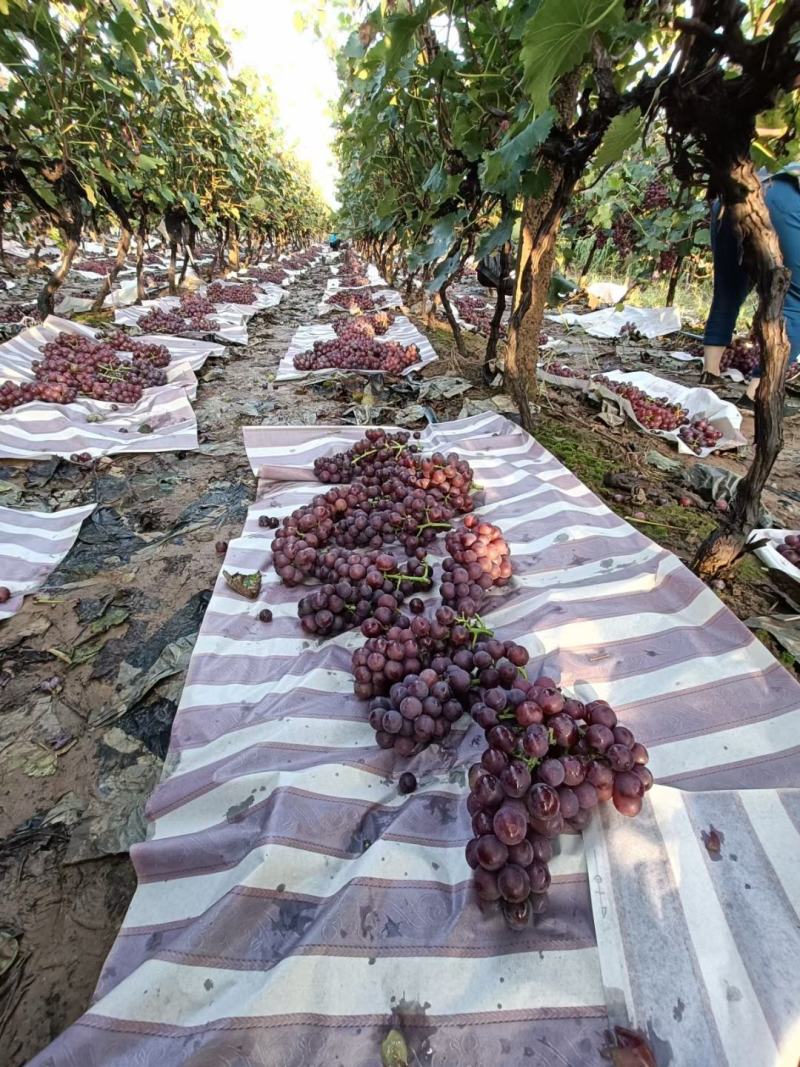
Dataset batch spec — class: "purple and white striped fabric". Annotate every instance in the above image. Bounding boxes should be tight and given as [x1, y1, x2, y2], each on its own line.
[0, 316, 203, 458]
[0, 316, 225, 398]
[276, 314, 438, 381]
[114, 302, 249, 346]
[0, 503, 95, 621]
[28, 414, 800, 1067]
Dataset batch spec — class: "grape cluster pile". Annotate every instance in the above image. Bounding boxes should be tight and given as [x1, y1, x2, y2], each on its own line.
[721, 336, 761, 377]
[0, 303, 34, 324]
[467, 670, 652, 928]
[284, 250, 316, 270]
[105, 331, 171, 367]
[138, 292, 217, 334]
[595, 376, 690, 432]
[611, 215, 636, 256]
[0, 330, 168, 410]
[618, 322, 644, 342]
[267, 431, 476, 635]
[333, 311, 394, 337]
[544, 362, 589, 380]
[207, 281, 258, 305]
[446, 295, 506, 339]
[678, 419, 723, 453]
[248, 267, 288, 285]
[294, 335, 419, 373]
[777, 533, 800, 567]
[75, 258, 118, 275]
[341, 250, 367, 274]
[338, 272, 370, 287]
[329, 288, 377, 313]
[642, 180, 671, 211]
[440, 517, 512, 615]
[299, 551, 432, 636]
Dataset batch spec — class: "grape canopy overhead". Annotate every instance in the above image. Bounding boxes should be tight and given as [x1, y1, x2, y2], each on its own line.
[0, 0, 330, 314]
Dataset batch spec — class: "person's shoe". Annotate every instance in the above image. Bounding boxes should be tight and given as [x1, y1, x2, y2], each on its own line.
[700, 371, 725, 387]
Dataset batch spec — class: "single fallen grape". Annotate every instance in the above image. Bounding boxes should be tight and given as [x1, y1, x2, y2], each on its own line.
[398, 771, 418, 794]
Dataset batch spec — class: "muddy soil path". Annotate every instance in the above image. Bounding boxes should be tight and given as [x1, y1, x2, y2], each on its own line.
[0, 263, 340, 1065]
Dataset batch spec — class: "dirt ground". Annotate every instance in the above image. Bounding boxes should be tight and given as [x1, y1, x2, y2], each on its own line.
[1, 260, 799, 1064]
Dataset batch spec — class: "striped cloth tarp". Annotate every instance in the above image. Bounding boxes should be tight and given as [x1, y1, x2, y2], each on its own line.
[114, 301, 250, 346]
[276, 314, 439, 381]
[0, 503, 95, 621]
[0, 315, 226, 399]
[29, 413, 800, 1067]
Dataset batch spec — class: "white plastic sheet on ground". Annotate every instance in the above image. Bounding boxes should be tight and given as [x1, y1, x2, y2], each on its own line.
[275, 314, 438, 382]
[114, 301, 249, 346]
[0, 503, 95, 621]
[318, 287, 403, 317]
[585, 280, 629, 307]
[598, 369, 746, 456]
[0, 316, 199, 459]
[547, 304, 682, 339]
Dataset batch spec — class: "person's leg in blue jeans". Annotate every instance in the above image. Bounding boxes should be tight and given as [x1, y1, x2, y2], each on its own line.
[703, 199, 752, 377]
[754, 176, 800, 396]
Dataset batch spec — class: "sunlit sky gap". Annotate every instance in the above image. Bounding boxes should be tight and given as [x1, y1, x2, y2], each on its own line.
[219, 0, 341, 207]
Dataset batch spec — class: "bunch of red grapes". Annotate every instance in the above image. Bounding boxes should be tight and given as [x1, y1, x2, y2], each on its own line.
[678, 419, 723, 453]
[467, 666, 652, 929]
[332, 311, 394, 337]
[266, 431, 475, 635]
[544, 362, 589, 380]
[329, 288, 378, 313]
[0, 303, 34, 324]
[777, 533, 800, 567]
[440, 516, 512, 615]
[452, 295, 505, 338]
[138, 292, 217, 334]
[247, 267, 287, 285]
[207, 281, 258, 305]
[618, 322, 644, 342]
[299, 548, 432, 636]
[595, 376, 690, 432]
[721, 336, 761, 377]
[338, 272, 370, 287]
[294, 335, 419, 373]
[358, 608, 493, 754]
[75, 258, 119, 274]
[642, 180, 671, 211]
[0, 330, 168, 410]
[657, 249, 678, 274]
[341, 250, 367, 274]
[611, 214, 636, 256]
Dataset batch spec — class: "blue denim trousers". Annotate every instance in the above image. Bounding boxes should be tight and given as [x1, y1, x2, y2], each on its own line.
[704, 175, 800, 373]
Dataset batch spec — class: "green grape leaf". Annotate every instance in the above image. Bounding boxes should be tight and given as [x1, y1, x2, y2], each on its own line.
[595, 107, 642, 170]
[522, 0, 624, 114]
[481, 114, 553, 197]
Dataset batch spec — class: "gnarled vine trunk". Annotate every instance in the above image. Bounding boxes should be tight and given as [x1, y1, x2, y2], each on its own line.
[38, 233, 79, 318]
[91, 225, 131, 310]
[693, 158, 791, 576]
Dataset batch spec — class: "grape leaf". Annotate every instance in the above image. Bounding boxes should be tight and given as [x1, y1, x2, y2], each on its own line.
[595, 108, 642, 169]
[481, 114, 553, 197]
[521, 0, 624, 114]
[381, 1029, 408, 1067]
[223, 571, 262, 600]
